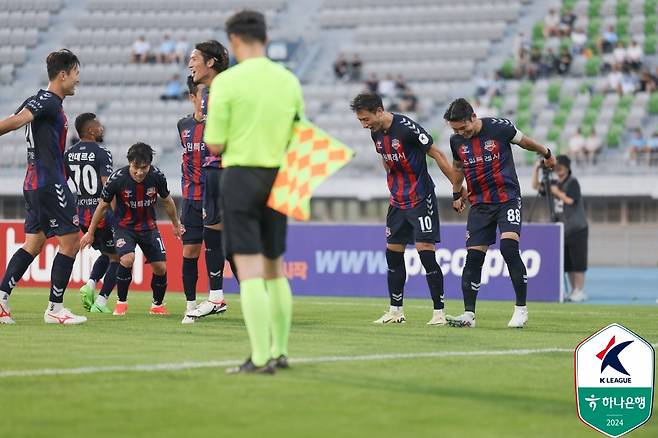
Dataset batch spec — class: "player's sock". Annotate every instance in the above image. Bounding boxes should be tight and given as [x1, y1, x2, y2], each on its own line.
[266, 277, 292, 358]
[99, 262, 118, 298]
[116, 264, 132, 302]
[227, 254, 240, 284]
[186, 300, 196, 312]
[209, 289, 224, 302]
[182, 257, 199, 302]
[419, 250, 445, 310]
[0, 248, 35, 295]
[500, 239, 528, 306]
[89, 254, 109, 283]
[49, 253, 75, 304]
[151, 273, 167, 306]
[386, 249, 406, 308]
[462, 249, 486, 312]
[95, 294, 108, 307]
[1, 291, 9, 304]
[240, 278, 271, 367]
[203, 228, 225, 292]
[47, 302, 63, 313]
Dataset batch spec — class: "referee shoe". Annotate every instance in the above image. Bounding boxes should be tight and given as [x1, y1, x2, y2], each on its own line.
[226, 358, 275, 375]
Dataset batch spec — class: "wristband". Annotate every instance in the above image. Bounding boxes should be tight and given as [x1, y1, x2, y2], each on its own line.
[543, 148, 552, 159]
[452, 192, 461, 201]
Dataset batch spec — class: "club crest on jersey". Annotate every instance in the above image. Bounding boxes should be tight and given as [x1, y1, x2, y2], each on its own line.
[484, 140, 497, 152]
[461, 144, 469, 154]
[116, 238, 126, 248]
[146, 187, 157, 197]
[391, 139, 401, 150]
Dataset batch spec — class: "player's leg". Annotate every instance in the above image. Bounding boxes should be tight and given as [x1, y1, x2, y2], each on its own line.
[411, 193, 446, 325]
[498, 198, 528, 327]
[201, 168, 229, 310]
[141, 229, 168, 315]
[113, 229, 136, 316]
[180, 199, 203, 317]
[263, 207, 291, 368]
[90, 227, 119, 313]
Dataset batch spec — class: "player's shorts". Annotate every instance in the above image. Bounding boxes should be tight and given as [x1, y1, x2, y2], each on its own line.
[564, 227, 588, 272]
[23, 183, 79, 238]
[203, 167, 222, 226]
[181, 198, 204, 244]
[220, 166, 287, 259]
[80, 224, 116, 255]
[113, 227, 166, 263]
[466, 197, 523, 247]
[386, 192, 440, 245]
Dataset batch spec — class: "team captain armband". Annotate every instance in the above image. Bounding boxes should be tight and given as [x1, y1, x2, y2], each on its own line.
[511, 129, 524, 144]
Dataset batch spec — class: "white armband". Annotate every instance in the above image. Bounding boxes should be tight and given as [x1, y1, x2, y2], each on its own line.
[511, 129, 524, 144]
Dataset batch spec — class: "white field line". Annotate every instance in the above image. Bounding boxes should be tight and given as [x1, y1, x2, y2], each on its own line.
[0, 347, 573, 378]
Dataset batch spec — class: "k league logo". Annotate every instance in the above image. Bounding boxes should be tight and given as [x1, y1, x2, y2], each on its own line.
[575, 323, 655, 437]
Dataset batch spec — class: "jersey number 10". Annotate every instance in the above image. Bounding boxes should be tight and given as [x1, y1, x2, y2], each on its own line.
[69, 164, 98, 196]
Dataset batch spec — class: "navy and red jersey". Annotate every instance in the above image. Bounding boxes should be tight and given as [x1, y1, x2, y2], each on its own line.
[65, 141, 114, 228]
[201, 87, 221, 169]
[16, 89, 68, 191]
[177, 114, 207, 200]
[450, 117, 522, 206]
[371, 113, 435, 209]
[101, 165, 170, 232]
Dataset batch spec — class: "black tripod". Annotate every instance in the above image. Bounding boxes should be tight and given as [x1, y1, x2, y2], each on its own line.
[528, 163, 557, 223]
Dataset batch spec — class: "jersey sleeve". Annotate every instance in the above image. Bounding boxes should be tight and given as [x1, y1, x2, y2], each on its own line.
[101, 169, 122, 202]
[98, 147, 113, 178]
[449, 135, 461, 162]
[497, 118, 521, 143]
[401, 117, 433, 153]
[23, 93, 59, 120]
[204, 77, 230, 145]
[152, 167, 170, 198]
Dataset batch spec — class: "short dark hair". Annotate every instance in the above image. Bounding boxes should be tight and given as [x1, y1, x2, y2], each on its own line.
[75, 112, 97, 137]
[127, 142, 154, 165]
[46, 49, 80, 80]
[195, 40, 229, 73]
[226, 10, 267, 44]
[350, 93, 384, 113]
[186, 75, 198, 95]
[443, 98, 474, 122]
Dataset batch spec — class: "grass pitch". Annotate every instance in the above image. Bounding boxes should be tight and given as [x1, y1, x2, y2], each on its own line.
[1, 288, 656, 438]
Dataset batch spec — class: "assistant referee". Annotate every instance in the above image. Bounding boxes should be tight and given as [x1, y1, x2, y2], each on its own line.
[205, 10, 304, 375]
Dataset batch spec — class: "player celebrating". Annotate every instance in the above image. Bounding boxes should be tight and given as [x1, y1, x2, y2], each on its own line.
[80, 142, 183, 315]
[0, 49, 86, 325]
[66, 113, 118, 314]
[185, 40, 234, 321]
[444, 98, 556, 328]
[351, 93, 459, 326]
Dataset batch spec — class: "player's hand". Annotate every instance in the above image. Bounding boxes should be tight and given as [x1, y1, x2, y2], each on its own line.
[452, 198, 465, 214]
[543, 155, 557, 169]
[80, 232, 94, 250]
[173, 224, 184, 240]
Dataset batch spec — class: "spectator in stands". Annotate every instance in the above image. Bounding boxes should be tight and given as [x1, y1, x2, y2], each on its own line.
[605, 63, 623, 94]
[541, 48, 558, 77]
[619, 67, 637, 95]
[560, 6, 576, 35]
[160, 74, 183, 101]
[543, 8, 560, 38]
[585, 128, 602, 165]
[350, 54, 362, 82]
[647, 131, 658, 166]
[568, 127, 587, 164]
[628, 128, 648, 165]
[525, 46, 542, 80]
[512, 32, 529, 66]
[637, 69, 657, 93]
[333, 53, 349, 80]
[571, 26, 587, 55]
[365, 72, 379, 94]
[612, 41, 626, 67]
[174, 35, 190, 64]
[626, 40, 643, 71]
[599, 25, 618, 54]
[131, 35, 151, 63]
[397, 86, 418, 112]
[532, 155, 589, 302]
[472, 97, 494, 118]
[555, 47, 572, 75]
[156, 34, 176, 64]
[377, 74, 395, 98]
[474, 73, 492, 98]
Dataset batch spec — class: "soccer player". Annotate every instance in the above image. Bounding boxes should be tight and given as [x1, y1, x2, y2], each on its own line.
[66, 113, 118, 313]
[0, 49, 86, 325]
[350, 93, 459, 326]
[205, 10, 303, 374]
[80, 142, 183, 315]
[444, 98, 556, 328]
[185, 40, 235, 320]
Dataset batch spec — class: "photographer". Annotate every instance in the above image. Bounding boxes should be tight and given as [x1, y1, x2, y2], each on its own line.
[532, 155, 589, 302]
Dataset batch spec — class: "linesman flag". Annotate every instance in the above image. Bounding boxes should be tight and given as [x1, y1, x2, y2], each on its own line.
[267, 120, 354, 221]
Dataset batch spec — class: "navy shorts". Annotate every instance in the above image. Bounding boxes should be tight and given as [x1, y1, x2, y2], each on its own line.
[181, 199, 204, 244]
[466, 197, 522, 247]
[203, 167, 222, 226]
[113, 227, 166, 263]
[386, 192, 440, 245]
[24, 184, 79, 238]
[81, 224, 116, 255]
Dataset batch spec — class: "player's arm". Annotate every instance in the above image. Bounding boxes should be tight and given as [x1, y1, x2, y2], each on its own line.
[0, 108, 33, 136]
[80, 199, 111, 249]
[426, 144, 456, 185]
[515, 133, 557, 168]
[162, 195, 183, 239]
[452, 159, 467, 213]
